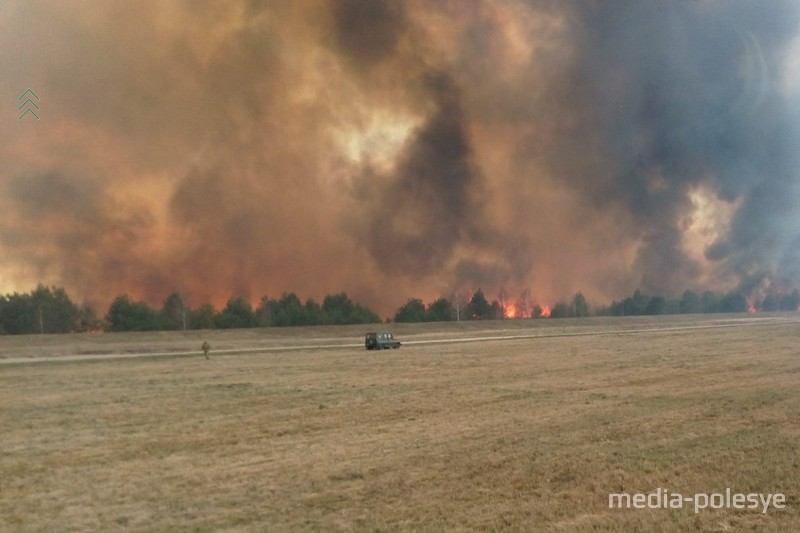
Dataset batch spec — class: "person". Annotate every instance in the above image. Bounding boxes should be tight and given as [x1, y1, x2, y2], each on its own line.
[201, 340, 210, 359]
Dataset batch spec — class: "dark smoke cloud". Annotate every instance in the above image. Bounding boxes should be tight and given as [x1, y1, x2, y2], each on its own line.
[331, 0, 408, 69]
[2, 0, 800, 316]
[358, 70, 489, 276]
[519, 1, 800, 297]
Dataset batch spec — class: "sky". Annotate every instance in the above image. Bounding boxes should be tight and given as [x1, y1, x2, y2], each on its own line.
[2, 0, 800, 317]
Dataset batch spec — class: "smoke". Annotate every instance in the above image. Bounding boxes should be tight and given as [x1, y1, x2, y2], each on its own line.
[1, 0, 800, 316]
[357, 70, 489, 276]
[582, 2, 800, 291]
[330, 0, 408, 70]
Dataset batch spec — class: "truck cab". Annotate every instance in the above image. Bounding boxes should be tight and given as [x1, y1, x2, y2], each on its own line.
[365, 332, 401, 350]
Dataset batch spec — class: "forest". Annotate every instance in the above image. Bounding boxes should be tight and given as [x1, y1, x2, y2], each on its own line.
[1, 284, 798, 334]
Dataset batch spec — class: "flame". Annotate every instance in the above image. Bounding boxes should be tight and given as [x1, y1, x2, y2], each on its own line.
[504, 302, 552, 319]
[747, 303, 757, 313]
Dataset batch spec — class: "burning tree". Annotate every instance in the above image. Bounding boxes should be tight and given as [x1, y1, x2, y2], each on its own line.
[514, 289, 532, 319]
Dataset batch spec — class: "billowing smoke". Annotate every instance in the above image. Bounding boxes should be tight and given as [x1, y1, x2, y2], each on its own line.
[552, 1, 800, 299]
[358, 70, 489, 276]
[1, 0, 800, 316]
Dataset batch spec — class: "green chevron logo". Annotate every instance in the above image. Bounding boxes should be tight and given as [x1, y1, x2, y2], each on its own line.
[18, 89, 40, 120]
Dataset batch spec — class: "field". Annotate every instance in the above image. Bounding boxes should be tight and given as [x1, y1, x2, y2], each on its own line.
[2, 315, 799, 531]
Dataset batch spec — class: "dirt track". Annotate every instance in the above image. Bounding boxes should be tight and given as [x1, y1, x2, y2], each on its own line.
[2, 315, 796, 365]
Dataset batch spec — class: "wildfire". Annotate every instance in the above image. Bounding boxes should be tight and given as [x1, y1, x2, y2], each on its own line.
[503, 303, 552, 319]
[747, 303, 757, 313]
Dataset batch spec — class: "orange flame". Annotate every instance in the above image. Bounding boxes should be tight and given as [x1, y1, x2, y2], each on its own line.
[504, 302, 552, 319]
[747, 303, 756, 313]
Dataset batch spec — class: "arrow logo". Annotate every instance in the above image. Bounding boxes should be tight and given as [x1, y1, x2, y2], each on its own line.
[18, 89, 40, 120]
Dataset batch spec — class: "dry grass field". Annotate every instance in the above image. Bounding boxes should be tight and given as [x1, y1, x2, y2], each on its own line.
[2, 315, 799, 531]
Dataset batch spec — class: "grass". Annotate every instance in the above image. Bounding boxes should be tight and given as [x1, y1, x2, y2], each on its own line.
[1, 314, 799, 531]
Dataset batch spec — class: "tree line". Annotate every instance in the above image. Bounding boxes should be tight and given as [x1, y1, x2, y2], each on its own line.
[0, 286, 380, 334]
[106, 291, 381, 331]
[0, 285, 97, 334]
[596, 288, 800, 316]
[392, 289, 551, 322]
[396, 287, 800, 321]
[1, 284, 799, 334]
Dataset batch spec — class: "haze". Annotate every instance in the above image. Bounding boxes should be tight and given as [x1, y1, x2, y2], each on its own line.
[2, 1, 800, 317]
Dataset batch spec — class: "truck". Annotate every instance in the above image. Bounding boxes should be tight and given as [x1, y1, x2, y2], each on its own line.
[364, 332, 401, 350]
